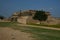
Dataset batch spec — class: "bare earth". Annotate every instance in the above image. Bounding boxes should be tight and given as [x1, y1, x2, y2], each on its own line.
[0, 27, 33, 40]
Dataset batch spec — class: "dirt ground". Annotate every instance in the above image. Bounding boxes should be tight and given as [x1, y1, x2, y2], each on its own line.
[0, 27, 33, 40]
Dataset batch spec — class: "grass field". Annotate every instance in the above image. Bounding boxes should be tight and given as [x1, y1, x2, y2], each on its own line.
[0, 22, 17, 27]
[0, 22, 60, 40]
[28, 23, 60, 28]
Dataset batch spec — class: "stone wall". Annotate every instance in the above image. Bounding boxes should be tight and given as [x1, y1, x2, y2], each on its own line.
[26, 16, 40, 24]
[17, 16, 29, 24]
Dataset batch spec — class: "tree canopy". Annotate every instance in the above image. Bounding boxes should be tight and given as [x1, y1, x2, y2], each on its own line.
[33, 10, 48, 21]
[0, 15, 5, 20]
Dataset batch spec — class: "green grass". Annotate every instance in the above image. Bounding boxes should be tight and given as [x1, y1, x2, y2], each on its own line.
[28, 23, 60, 28]
[0, 22, 18, 27]
[13, 26, 60, 40]
[0, 22, 60, 40]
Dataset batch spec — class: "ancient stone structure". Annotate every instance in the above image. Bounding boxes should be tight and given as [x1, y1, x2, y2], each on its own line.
[10, 10, 60, 25]
[17, 10, 36, 24]
[10, 12, 19, 22]
[43, 12, 58, 25]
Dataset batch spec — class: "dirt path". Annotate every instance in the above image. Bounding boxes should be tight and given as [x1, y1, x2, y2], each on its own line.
[0, 27, 33, 40]
[18, 24, 60, 31]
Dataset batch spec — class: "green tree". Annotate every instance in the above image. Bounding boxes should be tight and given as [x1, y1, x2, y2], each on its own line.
[0, 15, 5, 20]
[33, 10, 48, 23]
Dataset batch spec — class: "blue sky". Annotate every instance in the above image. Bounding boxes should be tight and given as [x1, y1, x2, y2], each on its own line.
[0, 0, 60, 18]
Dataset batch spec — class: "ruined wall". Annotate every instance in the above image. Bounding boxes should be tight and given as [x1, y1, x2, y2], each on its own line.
[10, 10, 60, 25]
[17, 16, 29, 24]
[17, 10, 36, 24]
[26, 16, 40, 24]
